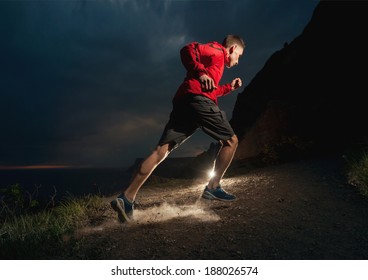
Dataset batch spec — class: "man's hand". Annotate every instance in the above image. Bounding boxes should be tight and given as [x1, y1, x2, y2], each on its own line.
[199, 74, 217, 92]
[231, 78, 242, 91]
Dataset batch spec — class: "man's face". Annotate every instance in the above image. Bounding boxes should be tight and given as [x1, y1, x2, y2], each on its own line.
[226, 45, 244, 68]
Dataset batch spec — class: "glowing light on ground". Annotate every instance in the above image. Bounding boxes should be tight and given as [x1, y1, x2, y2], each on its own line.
[208, 169, 215, 179]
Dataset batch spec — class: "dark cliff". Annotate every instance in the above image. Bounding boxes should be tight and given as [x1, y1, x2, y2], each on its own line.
[231, 1, 368, 161]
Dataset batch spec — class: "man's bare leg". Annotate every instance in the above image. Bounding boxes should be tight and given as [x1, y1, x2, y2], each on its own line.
[124, 143, 171, 202]
[207, 134, 238, 189]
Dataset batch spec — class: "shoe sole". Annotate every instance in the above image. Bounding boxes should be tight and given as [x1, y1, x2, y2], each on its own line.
[202, 191, 236, 202]
[110, 198, 131, 223]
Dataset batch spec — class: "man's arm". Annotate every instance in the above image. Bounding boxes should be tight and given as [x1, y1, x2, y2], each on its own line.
[180, 42, 208, 78]
[180, 43, 218, 92]
[217, 78, 243, 97]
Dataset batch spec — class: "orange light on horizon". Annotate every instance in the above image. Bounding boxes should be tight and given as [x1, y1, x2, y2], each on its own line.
[0, 165, 74, 170]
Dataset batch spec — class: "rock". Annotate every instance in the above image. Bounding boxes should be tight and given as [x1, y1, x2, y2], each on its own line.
[231, 2, 368, 162]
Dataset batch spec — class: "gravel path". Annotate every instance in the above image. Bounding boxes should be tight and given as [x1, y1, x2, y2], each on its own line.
[64, 155, 368, 260]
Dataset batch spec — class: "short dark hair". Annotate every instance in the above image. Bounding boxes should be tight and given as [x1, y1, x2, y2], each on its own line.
[222, 35, 246, 49]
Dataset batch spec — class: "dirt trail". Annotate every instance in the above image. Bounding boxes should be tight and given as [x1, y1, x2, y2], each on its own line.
[67, 155, 368, 260]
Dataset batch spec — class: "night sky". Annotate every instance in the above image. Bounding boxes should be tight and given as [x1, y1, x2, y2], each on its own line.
[0, 0, 319, 168]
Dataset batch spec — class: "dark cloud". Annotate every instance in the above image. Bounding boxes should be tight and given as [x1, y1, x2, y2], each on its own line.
[0, 0, 319, 167]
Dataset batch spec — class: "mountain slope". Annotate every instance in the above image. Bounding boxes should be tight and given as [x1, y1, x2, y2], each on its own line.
[231, 1, 368, 160]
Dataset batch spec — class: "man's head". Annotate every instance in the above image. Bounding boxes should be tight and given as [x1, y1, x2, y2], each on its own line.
[222, 35, 245, 68]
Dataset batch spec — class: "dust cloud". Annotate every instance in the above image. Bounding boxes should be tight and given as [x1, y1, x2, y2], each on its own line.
[131, 201, 220, 224]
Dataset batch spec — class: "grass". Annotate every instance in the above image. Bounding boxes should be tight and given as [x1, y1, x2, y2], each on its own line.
[0, 178, 201, 259]
[343, 143, 368, 198]
[0, 190, 106, 259]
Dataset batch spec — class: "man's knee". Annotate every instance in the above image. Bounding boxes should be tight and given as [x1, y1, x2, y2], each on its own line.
[224, 134, 238, 148]
[154, 143, 172, 161]
[231, 134, 238, 145]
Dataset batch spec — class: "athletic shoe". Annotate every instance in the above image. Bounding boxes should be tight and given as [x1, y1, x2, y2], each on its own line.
[202, 185, 236, 201]
[110, 193, 134, 223]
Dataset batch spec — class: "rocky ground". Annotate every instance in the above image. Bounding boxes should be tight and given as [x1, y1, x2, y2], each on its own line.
[63, 155, 368, 260]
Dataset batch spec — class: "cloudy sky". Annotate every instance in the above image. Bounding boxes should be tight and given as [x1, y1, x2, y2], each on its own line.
[0, 0, 319, 168]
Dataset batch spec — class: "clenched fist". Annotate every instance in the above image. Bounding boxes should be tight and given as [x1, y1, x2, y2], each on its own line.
[231, 78, 242, 90]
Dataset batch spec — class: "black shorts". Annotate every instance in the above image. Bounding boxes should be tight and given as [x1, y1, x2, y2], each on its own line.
[158, 94, 235, 150]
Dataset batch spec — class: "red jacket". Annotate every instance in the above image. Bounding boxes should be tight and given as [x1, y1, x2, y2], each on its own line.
[173, 41, 232, 104]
